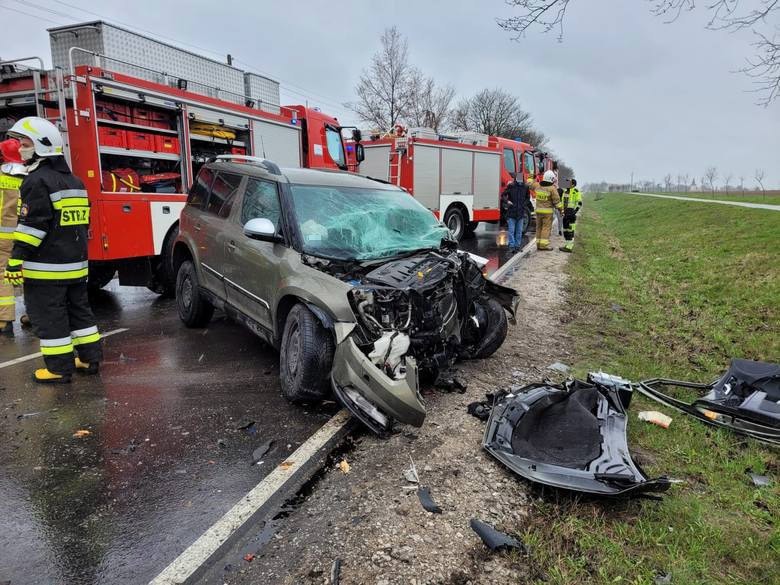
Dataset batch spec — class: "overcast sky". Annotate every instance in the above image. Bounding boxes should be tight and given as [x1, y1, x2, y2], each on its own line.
[3, 0, 778, 187]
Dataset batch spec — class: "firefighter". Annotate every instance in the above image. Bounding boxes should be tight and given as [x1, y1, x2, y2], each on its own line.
[0, 138, 26, 336]
[559, 178, 583, 252]
[501, 172, 530, 252]
[527, 170, 563, 251]
[3, 117, 102, 383]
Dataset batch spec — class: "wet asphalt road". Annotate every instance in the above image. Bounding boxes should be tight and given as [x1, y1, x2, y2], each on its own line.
[0, 225, 521, 585]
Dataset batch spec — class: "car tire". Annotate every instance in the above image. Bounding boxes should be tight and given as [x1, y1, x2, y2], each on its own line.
[280, 304, 334, 403]
[464, 221, 479, 238]
[148, 225, 178, 298]
[176, 260, 214, 328]
[465, 297, 508, 360]
[444, 207, 466, 240]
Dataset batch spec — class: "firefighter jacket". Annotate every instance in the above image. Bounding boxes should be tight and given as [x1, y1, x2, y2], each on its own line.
[526, 179, 562, 215]
[10, 157, 90, 284]
[1, 166, 24, 242]
[563, 187, 583, 210]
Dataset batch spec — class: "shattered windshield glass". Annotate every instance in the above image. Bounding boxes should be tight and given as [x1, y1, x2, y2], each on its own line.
[289, 184, 450, 261]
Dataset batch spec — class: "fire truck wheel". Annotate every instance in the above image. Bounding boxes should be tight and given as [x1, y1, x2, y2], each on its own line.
[443, 207, 466, 240]
[280, 304, 334, 404]
[176, 260, 214, 328]
[87, 262, 116, 291]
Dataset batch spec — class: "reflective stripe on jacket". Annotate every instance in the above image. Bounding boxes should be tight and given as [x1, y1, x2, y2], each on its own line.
[11, 157, 90, 284]
[0, 171, 22, 239]
[563, 187, 583, 209]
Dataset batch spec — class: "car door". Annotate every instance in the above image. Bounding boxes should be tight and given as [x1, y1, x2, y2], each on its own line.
[222, 176, 284, 331]
[197, 170, 245, 300]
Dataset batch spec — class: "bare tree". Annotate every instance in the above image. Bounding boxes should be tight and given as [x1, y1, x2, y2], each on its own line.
[406, 71, 455, 132]
[349, 27, 416, 131]
[738, 175, 746, 194]
[452, 88, 537, 139]
[681, 173, 690, 192]
[664, 173, 673, 192]
[497, 1, 780, 105]
[755, 168, 766, 194]
[704, 166, 719, 195]
[723, 172, 733, 194]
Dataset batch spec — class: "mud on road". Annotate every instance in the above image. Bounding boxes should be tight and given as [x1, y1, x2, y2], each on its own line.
[225, 247, 574, 585]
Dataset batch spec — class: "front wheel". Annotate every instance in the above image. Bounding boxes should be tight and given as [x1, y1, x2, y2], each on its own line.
[444, 207, 467, 240]
[176, 260, 214, 328]
[279, 304, 334, 403]
[463, 297, 508, 360]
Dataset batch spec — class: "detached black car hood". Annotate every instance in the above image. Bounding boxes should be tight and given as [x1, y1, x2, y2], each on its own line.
[483, 376, 671, 497]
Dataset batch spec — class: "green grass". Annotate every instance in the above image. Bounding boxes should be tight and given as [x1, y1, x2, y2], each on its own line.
[520, 193, 780, 584]
[627, 190, 780, 206]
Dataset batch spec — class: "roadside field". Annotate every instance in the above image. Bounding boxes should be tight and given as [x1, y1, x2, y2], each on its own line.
[522, 193, 779, 584]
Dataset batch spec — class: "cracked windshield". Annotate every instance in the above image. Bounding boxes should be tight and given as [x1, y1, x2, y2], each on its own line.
[289, 185, 451, 260]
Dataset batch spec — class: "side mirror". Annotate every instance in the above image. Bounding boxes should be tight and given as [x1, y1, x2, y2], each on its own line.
[352, 128, 362, 143]
[355, 143, 365, 163]
[244, 218, 278, 241]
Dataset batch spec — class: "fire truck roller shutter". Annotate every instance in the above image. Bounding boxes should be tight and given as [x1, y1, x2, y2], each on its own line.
[411, 145, 439, 211]
[359, 145, 391, 182]
[473, 151, 501, 210]
[251, 119, 302, 169]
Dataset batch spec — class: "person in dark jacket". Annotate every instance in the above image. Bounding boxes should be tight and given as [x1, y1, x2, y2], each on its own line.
[501, 173, 530, 253]
[3, 117, 102, 383]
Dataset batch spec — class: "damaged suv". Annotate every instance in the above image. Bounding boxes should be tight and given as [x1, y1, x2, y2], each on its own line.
[173, 156, 518, 434]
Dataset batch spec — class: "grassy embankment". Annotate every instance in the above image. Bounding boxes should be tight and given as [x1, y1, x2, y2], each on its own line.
[521, 193, 779, 584]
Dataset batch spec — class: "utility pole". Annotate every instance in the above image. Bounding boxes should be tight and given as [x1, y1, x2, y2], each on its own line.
[630, 171, 634, 192]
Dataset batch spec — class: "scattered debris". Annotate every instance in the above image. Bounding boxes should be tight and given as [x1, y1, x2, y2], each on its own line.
[512, 369, 525, 378]
[469, 519, 526, 553]
[639, 359, 780, 445]
[610, 303, 624, 313]
[746, 470, 772, 487]
[403, 456, 419, 484]
[252, 440, 274, 465]
[198, 353, 205, 363]
[72, 429, 91, 439]
[638, 410, 673, 429]
[483, 376, 671, 497]
[547, 362, 571, 374]
[279, 461, 295, 470]
[243, 553, 255, 563]
[654, 572, 672, 585]
[435, 370, 468, 393]
[417, 486, 442, 514]
[234, 419, 256, 431]
[16, 412, 42, 420]
[467, 400, 492, 421]
[217, 438, 227, 449]
[338, 459, 351, 474]
[330, 558, 342, 585]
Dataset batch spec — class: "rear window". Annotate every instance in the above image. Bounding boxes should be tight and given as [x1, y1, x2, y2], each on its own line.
[188, 167, 214, 209]
[206, 172, 243, 216]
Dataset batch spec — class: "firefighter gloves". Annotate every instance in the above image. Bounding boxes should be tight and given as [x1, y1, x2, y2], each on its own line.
[3, 259, 23, 285]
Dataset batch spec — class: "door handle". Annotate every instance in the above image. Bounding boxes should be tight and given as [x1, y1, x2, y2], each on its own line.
[227, 240, 237, 252]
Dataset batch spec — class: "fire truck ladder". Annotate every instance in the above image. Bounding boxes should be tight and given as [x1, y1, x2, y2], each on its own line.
[389, 137, 407, 186]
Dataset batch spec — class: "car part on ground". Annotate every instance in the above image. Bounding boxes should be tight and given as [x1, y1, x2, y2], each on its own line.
[482, 375, 671, 497]
[638, 359, 780, 446]
[469, 519, 527, 553]
[417, 486, 443, 514]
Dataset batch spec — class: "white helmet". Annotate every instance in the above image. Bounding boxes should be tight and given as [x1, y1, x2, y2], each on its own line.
[543, 170, 557, 183]
[8, 116, 64, 157]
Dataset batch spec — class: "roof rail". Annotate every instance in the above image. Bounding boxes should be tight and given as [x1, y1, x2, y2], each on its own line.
[213, 154, 281, 175]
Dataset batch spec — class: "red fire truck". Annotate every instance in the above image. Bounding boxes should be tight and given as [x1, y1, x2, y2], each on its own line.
[356, 128, 546, 239]
[0, 22, 355, 295]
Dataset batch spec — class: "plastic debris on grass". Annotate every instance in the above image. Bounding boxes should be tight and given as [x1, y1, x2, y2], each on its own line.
[470, 519, 527, 553]
[638, 411, 673, 429]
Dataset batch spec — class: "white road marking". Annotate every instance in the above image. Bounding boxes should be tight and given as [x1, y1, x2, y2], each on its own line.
[625, 192, 780, 211]
[0, 328, 129, 370]
[149, 409, 352, 585]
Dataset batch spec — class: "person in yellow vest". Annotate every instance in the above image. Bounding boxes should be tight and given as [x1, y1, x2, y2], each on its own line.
[0, 138, 26, 336]
[559, 178, 583, 252]
[527, 170, 563, 251]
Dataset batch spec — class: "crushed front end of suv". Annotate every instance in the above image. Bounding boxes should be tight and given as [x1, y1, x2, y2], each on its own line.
[174, 157, 519, 435]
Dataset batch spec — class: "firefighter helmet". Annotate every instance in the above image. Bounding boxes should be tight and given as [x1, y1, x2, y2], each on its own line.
[543, 170, 557, 183]
[8, 116, 64, 157]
